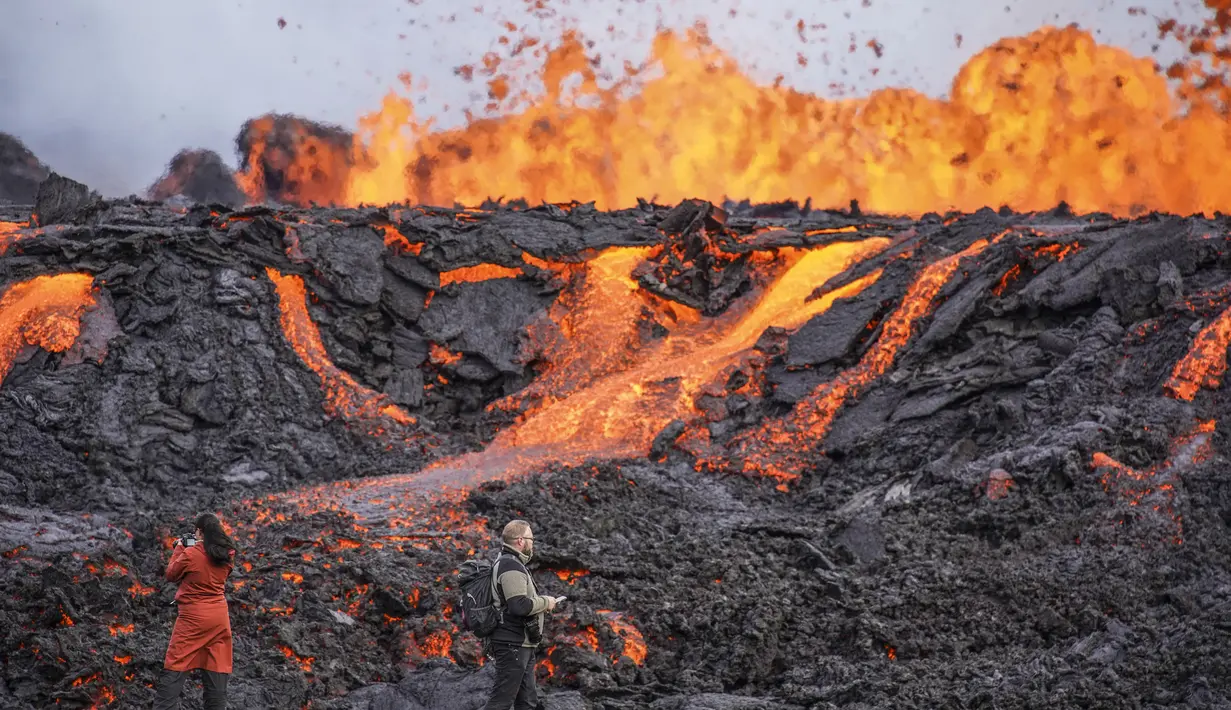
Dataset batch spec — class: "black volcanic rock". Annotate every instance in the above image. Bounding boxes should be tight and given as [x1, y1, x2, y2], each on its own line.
[32, 172, 102, 227]
[148, 148, 245, 207]
[0, 132, 50, 204]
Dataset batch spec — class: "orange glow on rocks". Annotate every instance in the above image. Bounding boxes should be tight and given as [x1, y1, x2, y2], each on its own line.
[555, 569, 589, 585]
[417, 629, 454, 659]
[239, 25, 1231, 216]
[265, 267, 417, 429]
[277, 645, 315, 673]
[0, 273, 97, 385]
[598, 610, 647, 665]
[1165, 306, 1231, 400]
[428, 343, 463, 366]
[127, 581, 156, 598]
[1090, 419, 1215, 545]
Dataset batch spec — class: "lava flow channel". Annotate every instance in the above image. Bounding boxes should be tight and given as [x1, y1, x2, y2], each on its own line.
[282, 237, 888, 523]
[265, 267, 417, 431]
[733, 234, 1002, 482]
[0, 273, 97, 384]
[426, 238, 887, 488]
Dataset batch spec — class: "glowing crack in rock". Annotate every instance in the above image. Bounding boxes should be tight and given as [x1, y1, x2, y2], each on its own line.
[0, 273, 97, 385]
[264, 267, 416, 430]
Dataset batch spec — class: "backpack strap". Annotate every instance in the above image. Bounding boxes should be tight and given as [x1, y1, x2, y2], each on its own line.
[490, 551, 504, 622]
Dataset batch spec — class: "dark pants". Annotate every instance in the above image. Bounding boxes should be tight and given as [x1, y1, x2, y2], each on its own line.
[484, 644, 538, 710]
[152, 667, 228, 710]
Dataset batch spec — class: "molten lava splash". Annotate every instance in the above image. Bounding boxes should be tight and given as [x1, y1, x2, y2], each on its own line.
[0, 273, 97, 385]
[1089, 419, 1215, 545]
[264, 267, 417, 429]
[242, 24, 1231, 216]
[1165, 305, 1231, 400]
[736, 235, 1001, 481]
[479, 238, 888, 476]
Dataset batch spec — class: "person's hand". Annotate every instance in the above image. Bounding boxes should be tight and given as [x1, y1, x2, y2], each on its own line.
[545, 596, 557, 611]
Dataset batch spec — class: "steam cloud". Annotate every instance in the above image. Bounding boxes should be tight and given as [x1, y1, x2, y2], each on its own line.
[0, 0, 1204, 198]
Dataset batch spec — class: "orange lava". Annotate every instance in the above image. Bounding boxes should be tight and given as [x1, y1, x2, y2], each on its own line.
[1090, 419, 1215, 545]
[237, 115, 351, 206]
[418, 629, 453, 658]
[478, 239, 887, 477]
[597, 610, 647, 665]
[738, 235, 1000, 481]
[554, 569, 589, 585]
[428, 343, 463, 366]
[241, 24, 1231, 216]
[0, 273, 96, 385]
[127, 581, 156, 598]
[265, 267, 417, 428]
[439, 263, 523, 286]
[1165, 305, 1231, 400]
[108, 623, 134, 636]
[277, 644, 315, 673]
[0, 221, 29, 255]
[375, 223, 422, 255]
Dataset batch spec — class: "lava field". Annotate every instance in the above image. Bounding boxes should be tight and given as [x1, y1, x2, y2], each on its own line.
[6, 8, 1231, 707]
[1, 165, 1230, 710]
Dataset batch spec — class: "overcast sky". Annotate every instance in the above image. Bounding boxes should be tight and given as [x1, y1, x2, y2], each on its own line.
[0, 0, 1210, 196]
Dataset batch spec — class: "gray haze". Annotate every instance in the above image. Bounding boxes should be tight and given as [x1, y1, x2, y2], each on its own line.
[0, 0, 1209, 197]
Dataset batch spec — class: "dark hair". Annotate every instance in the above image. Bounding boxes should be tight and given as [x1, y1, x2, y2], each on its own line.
[195, 513, 237, 566]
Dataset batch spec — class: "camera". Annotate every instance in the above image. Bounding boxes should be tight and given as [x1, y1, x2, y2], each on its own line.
[179, 534, 197, 547]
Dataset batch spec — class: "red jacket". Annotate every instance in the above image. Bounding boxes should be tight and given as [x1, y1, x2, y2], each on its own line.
[163, 543, 234, 673]
[165, 543, 232, 604]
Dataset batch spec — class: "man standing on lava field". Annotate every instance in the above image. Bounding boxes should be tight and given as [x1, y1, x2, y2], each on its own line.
[485, 519, 563, 710]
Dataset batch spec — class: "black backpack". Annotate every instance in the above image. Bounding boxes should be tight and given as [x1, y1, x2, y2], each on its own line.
[457, 553, 503, 638]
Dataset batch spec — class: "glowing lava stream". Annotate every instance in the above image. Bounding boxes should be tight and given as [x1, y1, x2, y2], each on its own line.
[735, 234, 1002, 481]
[265, 268, 417, 430]
[0, 273, 97, 384]
[1165, 304, 1231, 401]
[285, 238, 889, 520]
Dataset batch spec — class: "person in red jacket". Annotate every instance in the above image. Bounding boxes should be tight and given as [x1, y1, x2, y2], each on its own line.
[153, 513, 238, 710]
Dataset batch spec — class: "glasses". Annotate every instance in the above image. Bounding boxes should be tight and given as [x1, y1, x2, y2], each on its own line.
[516, 536, 534, 541]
